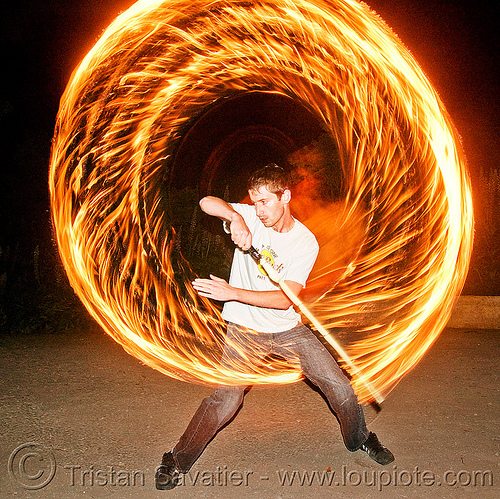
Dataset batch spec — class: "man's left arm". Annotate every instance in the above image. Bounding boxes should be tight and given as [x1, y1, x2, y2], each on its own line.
[192, 274, 302, 310]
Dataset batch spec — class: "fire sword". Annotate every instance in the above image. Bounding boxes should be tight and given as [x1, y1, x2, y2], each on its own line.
[246, 245, 384, 407]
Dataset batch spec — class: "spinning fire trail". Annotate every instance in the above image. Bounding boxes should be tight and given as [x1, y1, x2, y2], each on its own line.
[49, 0, 473, 404]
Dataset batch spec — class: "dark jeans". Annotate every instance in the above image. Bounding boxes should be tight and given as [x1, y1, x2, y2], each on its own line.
[173, 323, 368, 472]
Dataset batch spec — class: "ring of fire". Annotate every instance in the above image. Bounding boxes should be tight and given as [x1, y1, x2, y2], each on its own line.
[49, 0, 473, 403]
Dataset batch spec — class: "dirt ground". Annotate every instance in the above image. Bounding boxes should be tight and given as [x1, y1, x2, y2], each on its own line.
[1, 326, 498, 498]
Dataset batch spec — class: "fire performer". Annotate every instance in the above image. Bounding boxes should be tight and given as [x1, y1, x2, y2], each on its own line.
[155, 164, 394, 490]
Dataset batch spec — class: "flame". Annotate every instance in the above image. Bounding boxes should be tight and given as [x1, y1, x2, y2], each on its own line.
[49, 0, 473, 403]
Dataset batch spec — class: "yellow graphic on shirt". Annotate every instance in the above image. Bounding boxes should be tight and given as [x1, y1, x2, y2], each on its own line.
[257, 249, 274, 276]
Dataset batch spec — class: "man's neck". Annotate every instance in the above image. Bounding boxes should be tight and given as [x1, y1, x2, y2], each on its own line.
[272, 211, 295, 233]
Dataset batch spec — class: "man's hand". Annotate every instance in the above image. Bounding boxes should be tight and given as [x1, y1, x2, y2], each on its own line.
[192, 275, 236, 302]
[228, 214, 252, 250]
[199, 196, 252, 250]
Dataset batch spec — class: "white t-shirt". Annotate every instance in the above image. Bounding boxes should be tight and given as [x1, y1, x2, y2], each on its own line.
[221, 203, 319, 333]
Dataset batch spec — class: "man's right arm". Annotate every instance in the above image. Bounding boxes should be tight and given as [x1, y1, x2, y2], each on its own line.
[199, 196, 252, 250]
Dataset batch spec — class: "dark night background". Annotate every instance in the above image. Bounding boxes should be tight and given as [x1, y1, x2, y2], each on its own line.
[0, 0, 498, 334]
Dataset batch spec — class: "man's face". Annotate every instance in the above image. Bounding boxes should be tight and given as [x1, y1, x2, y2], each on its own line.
[249, 185, 289, 230]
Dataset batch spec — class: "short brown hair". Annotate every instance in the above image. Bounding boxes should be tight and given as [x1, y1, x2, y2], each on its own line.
[247, 164, 291, 197]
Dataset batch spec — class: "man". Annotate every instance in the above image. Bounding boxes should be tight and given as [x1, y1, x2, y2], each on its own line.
[155, 164, 393, 490]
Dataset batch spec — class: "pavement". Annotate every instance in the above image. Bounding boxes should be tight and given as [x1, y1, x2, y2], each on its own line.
[1, 325, 498, 498]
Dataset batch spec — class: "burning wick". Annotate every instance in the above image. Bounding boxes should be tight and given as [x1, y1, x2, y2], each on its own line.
[49, 0, 473, 403]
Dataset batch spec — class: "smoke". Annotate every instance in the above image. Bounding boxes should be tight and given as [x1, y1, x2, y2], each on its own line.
[288, 137, 367, 301]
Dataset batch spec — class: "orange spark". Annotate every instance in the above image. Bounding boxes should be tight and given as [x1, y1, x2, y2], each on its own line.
[49, 0, 473, 404]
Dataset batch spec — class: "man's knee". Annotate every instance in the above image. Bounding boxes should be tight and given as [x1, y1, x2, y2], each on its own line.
[306, 367, 352, 391]
[211, 386, 245, 407]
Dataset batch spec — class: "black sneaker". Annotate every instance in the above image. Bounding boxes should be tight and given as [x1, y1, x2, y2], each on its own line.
[360, 432, 395, 465]
[155, 452, 180, 490]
